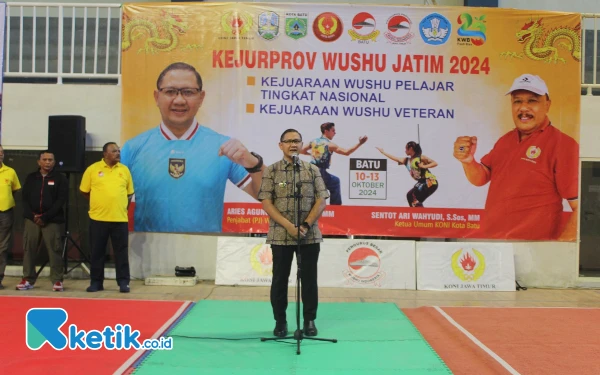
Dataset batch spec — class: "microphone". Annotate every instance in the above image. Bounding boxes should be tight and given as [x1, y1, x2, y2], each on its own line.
[291, 153, 300, 165]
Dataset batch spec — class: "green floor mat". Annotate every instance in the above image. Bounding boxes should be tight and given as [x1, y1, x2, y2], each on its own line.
[133, 300, 451, 375]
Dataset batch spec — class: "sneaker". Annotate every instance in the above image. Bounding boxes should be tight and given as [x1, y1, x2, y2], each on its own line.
[16, 279, 34, 291]
[52, 281, 64, 292]
[119, 283, 130, 293]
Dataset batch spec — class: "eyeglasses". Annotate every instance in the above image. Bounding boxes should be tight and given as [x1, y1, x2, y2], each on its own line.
[158, 87, 202, 98]
[281, 139, 302, 144]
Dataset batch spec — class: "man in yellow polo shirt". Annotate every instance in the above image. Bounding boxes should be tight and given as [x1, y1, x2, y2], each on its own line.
[0, 145, 22, 290]
[80, 142, 134, 293]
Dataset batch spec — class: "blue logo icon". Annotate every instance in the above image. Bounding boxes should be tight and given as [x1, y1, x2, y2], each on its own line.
[419, 13, 451, 45]
[26, 308, 173, 351]
[26, 308, 69, 350]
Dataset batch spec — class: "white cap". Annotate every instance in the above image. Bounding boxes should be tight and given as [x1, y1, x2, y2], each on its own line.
[505, 74, 549, 96]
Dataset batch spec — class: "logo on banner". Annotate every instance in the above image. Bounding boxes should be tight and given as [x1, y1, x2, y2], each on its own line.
[526, 146, 541, 159]
[285, 12, 308, 40]
[249, 244, 273, 276]
[257, 11, 280, 40]
[221, 11, 253, 39]
[348, 12, 379, 43]
[384, 14, 414, 44]
[343, 242, 386, 286]
[451, 248, 486, 282]
[500, 17, 581, 63]
[168, 158, 185, 179]
[121, 11, 189, 55]
[419, 13, 451, 45]
[313, 12, 343, 42]
[457, 13, 486, 46]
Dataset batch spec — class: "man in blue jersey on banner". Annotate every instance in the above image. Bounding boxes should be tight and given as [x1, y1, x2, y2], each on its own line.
[301, 122, 367, 205]
[120, 62, 265, 233]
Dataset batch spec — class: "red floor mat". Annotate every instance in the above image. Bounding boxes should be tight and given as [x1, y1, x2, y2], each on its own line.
[405, 306, 600, 375]
[442, 307, 600, 375]
[0, 296, 191, 375]
[404, 306, 509, 375]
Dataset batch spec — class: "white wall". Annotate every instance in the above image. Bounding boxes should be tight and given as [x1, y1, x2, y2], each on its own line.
[127, 233, 579, 288]
[580, 95, 600, 158]
[129, 232, 221, 280]
[1, 83, 120, 150]
[513, 243, 579, 288]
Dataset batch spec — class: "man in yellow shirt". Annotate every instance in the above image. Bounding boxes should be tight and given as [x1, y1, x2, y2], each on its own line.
[0, 145, 22, 290]
[80, 142, 134, 293]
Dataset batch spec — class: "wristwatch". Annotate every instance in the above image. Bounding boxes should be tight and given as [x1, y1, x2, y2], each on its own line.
[301, 221, 311, 230]
[245, 152, 263, 173]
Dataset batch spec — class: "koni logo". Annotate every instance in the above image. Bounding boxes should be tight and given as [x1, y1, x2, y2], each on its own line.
[451, 248, 486, 282]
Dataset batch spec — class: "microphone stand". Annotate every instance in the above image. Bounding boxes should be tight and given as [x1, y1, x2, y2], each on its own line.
[261, 158, 337, 355]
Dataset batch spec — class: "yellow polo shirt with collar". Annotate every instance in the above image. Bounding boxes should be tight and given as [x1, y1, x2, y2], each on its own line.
[0, 164, 21, 211]
[80, 160, 134, 222]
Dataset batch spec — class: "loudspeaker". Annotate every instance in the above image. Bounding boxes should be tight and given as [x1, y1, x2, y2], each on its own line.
[48, 115, 86, 173]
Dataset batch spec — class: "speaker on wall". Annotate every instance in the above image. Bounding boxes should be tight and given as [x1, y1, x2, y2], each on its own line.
[48, 115, 86, 173]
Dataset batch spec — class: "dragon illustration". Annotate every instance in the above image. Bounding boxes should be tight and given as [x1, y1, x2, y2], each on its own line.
[500, 18, 581, 64]
[121, 11, 190, 54]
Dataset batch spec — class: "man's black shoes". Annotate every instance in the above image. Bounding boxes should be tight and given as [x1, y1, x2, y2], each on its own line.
[303, 320, 318, 337]
[272, 321, 317, 337]
[119, 283, 130, 293]
[273, 321, 288, 338]
[86, 283, 104, 292]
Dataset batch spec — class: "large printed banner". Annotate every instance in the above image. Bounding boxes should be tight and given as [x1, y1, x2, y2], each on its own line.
[215, 237, 416, 289]
[416, 242, 516, 291]
[121, 3, 581, 241]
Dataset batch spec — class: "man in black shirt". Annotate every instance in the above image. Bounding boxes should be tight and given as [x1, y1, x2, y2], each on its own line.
[16, 150, 68, 291]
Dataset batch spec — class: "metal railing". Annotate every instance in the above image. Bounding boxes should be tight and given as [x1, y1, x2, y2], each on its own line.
[582, 14, 600, 95]
[2, 3, 600, 93]
[4, 2, 121, 84]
